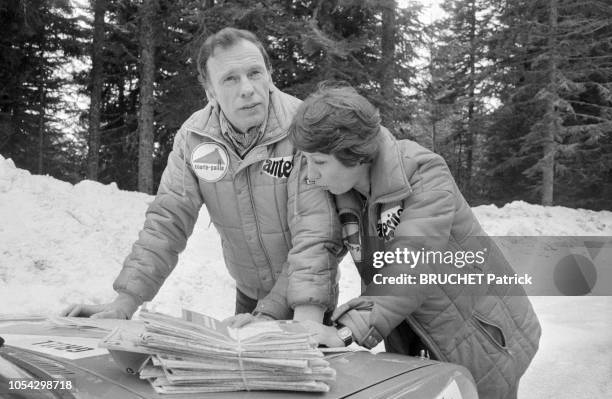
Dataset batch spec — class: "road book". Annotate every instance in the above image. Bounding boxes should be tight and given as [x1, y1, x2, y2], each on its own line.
[99, 309, 335, 393]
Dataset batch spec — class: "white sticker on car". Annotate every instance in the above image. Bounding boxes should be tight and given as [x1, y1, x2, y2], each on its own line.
[2, 334, 107, 360]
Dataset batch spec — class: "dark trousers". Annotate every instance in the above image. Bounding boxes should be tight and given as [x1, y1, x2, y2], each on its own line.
[384, 320, 437, 360]
[235, 288, 259, 315]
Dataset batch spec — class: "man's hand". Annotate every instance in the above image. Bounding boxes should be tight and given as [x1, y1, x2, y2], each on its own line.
[223, 312, 274, 328]
[59, 294, 139, 319]
[299, 320, 344, 348]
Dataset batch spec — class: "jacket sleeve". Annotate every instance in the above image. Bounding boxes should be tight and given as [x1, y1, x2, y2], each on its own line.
[253, 261, 293, 320]
[113, 128, 204, 304]
[283, 153, 344, 311]
[338, 188, 456, 348]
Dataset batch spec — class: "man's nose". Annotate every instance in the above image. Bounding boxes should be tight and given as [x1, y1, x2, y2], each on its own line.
[239, 76, 255, 97]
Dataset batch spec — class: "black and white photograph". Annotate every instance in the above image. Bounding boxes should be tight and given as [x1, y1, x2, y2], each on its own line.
[1, 0, 611, 398]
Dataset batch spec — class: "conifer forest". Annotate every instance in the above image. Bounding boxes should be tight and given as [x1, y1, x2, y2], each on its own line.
[1, 0, 611, 209]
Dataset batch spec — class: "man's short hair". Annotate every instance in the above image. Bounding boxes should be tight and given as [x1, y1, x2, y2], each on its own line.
[196, 27, 272, 88]
[289, 83, 381, 167]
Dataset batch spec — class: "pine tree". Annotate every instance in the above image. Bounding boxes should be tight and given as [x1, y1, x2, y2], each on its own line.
[487, 0, 612, 208]
[296, 0, 423, 129]
[431, 0, 500, 201]
[0, 0, 85, 181]
[72, 1, 424, 190]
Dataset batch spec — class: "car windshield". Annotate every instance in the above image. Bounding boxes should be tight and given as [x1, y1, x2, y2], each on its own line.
[0, 351, 33, 379]
[0, 344, 65, 399]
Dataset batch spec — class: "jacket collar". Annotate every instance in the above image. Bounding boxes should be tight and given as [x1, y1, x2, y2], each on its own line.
[368, 127, 413, 205]
[184, 84, 290, 147]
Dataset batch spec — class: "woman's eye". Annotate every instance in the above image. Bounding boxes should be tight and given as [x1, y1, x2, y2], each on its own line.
[224, 76, 237, 83]
[249, 70, 263, 79]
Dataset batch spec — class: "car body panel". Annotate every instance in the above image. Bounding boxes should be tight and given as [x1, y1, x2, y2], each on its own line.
[0, 317, 478, 399]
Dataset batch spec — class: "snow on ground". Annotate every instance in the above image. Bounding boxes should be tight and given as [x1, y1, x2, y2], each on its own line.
[1, 154, 611, 398]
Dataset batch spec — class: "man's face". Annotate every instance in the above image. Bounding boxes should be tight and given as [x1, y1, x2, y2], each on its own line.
[304, 152, 365, 195]
[206, 39, 271, 133]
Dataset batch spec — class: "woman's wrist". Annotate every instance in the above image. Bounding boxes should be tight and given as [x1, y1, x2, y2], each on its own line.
[322, 325, 345, 347]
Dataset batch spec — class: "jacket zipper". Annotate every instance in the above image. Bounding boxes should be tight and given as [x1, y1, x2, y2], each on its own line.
[370, 193, 445, 361]
[363, 189, 440, 357]
[246, 165, 275, 287]
[373, 193, 445, 362]
[186, 127, 281, 288]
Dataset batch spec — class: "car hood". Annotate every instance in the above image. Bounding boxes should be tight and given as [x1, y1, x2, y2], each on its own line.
[0, 317, 476, 399]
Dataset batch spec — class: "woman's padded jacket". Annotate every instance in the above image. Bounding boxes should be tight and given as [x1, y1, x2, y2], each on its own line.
[334, 128, 541, 399]
[113, 86, 343, 319]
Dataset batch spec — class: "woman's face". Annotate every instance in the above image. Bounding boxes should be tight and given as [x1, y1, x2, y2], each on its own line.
[303, 152, 368, 195]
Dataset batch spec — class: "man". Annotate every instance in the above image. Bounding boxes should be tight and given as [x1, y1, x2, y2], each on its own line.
[62, 28, 342, 324]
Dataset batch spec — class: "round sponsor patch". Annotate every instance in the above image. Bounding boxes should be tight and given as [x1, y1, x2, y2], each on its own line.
[191, 143, 229, 182]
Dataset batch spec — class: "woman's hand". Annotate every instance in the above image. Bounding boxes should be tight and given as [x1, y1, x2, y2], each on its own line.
[299, 320, 344, 348]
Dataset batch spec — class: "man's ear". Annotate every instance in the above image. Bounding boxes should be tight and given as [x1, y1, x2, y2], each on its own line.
[266, 71, 274, 93]
[205, 88, 217, 107]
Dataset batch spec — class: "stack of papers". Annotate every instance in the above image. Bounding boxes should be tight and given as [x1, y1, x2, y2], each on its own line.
[99, 310, 335, 393]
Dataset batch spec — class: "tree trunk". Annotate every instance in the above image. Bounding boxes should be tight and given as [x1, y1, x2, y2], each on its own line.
[431, 115, 437, 153]
[87, 0, 106, 180]
[37, 81, 45, 174]
[37, 46, 46, 175]
[542, 0, 558, 206]
[456, 131, 463, 187]
[137, 0, 158, 194]
[380, 0, 396, 127]
[465, 0, 477, 200]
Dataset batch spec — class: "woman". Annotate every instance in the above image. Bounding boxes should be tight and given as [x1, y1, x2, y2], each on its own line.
[288, 84, 541, 399]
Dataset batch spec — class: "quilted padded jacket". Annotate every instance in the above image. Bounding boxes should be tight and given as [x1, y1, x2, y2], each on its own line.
[334, 128, 541, 399]
[113, 86, 342, 318]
